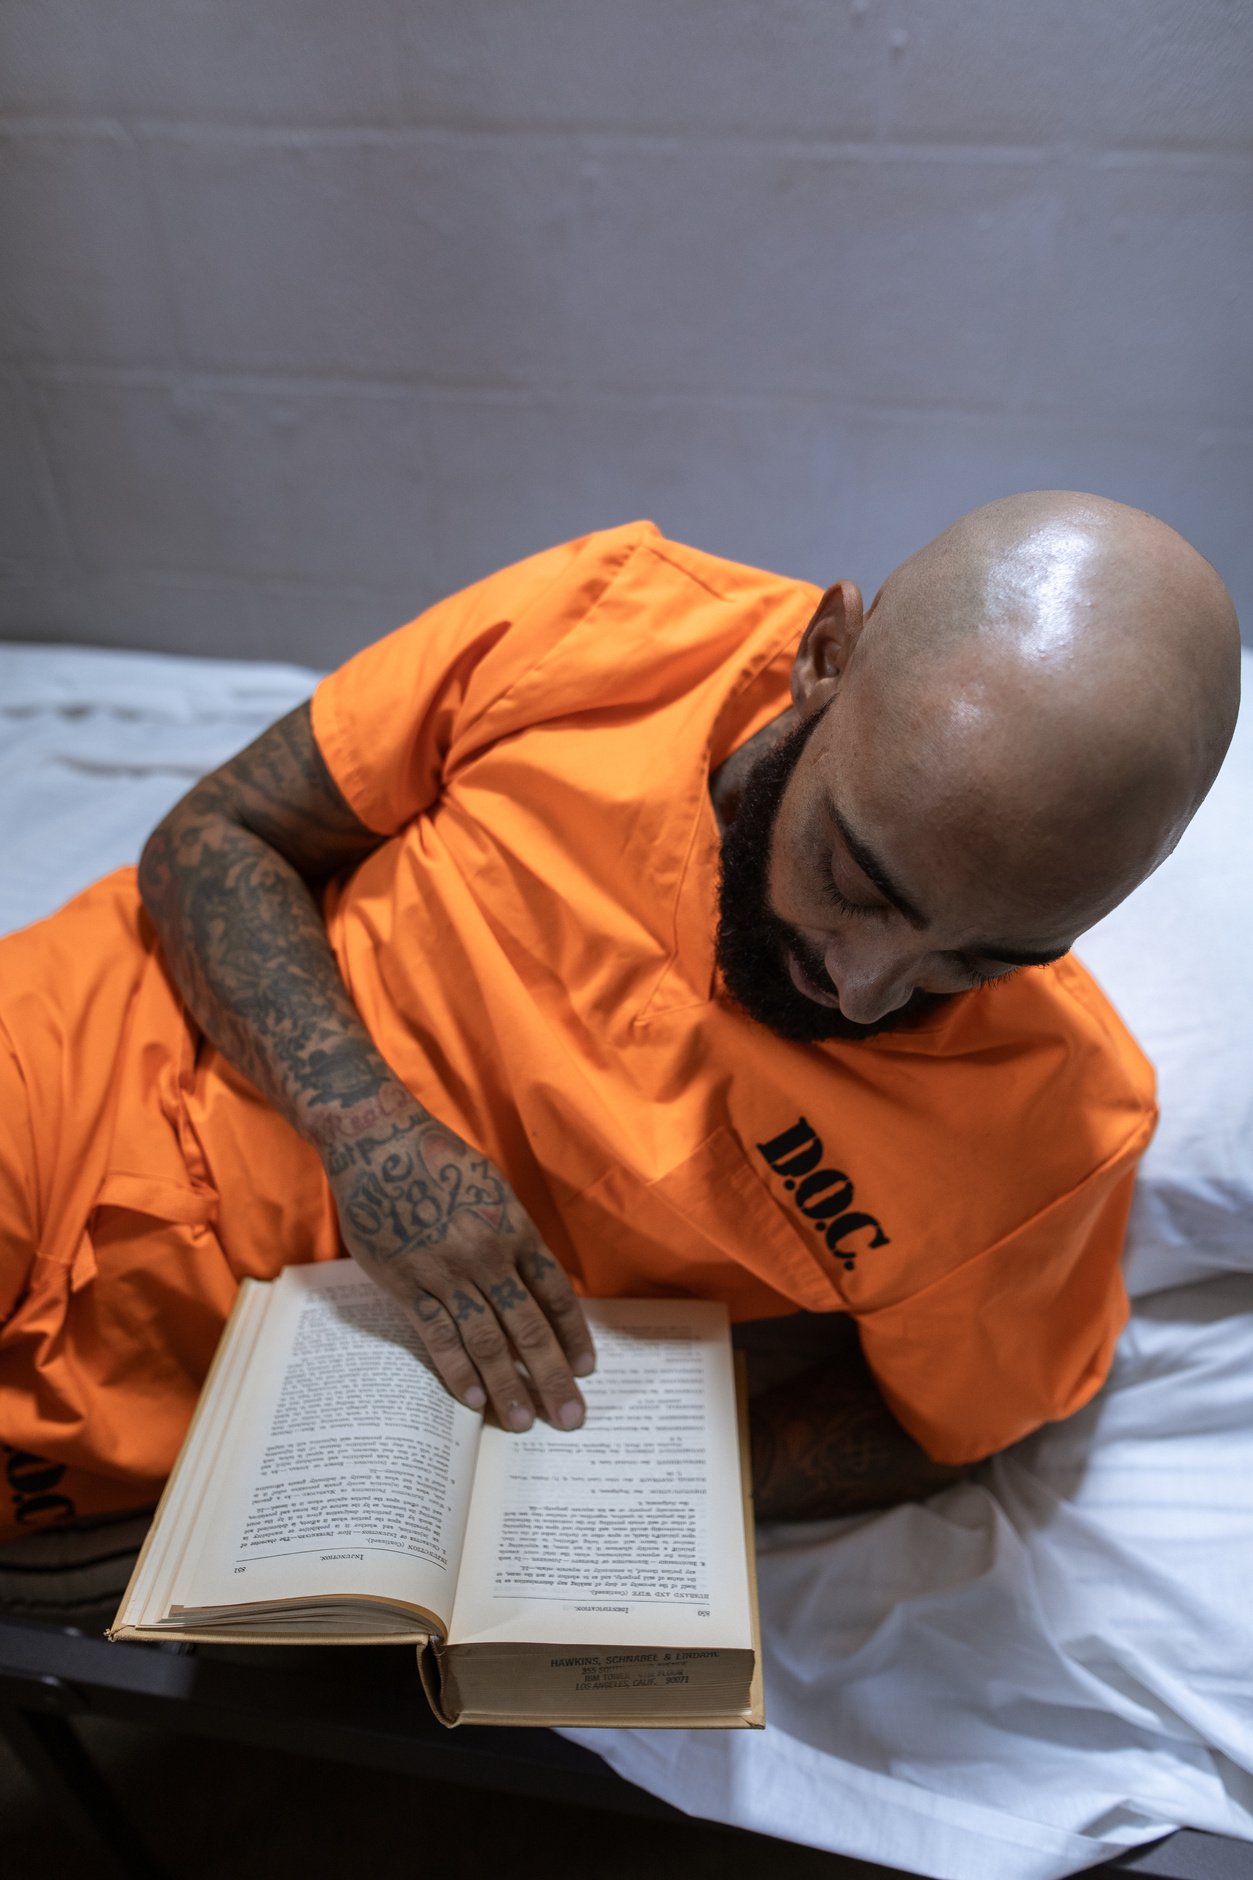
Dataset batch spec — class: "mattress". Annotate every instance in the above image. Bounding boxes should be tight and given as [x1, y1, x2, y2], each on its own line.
[2, 641, 1251, 1879]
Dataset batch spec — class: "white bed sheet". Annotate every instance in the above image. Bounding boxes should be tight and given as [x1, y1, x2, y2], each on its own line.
[2, 641, 1251, 1879]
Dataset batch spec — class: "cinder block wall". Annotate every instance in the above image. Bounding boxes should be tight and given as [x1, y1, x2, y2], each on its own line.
[2, 1, 1250, 665]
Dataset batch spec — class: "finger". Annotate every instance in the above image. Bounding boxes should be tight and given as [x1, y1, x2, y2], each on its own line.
[446, 1282, 543, 1432]
[405, 1287, 491, 1413]
[483, 1271, 587, 1431]
[519, 1246, 596, 1378]
[435, 1283, 543, 1432]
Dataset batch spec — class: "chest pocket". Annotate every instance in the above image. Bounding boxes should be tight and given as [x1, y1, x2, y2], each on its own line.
[557, 1126, 845, 1319]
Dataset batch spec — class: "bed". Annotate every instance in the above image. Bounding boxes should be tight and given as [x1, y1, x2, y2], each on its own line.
[1, 640, 1251, 1880]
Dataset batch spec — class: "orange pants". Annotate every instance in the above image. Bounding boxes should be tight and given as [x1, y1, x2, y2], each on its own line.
[0, 872, 340, 1542]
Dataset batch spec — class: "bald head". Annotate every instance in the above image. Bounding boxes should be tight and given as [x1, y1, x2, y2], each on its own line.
[716, 492, 1245, 1041]
[841, 492, 1241, 929]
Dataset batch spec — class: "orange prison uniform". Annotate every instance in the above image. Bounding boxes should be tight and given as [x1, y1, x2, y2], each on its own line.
[0, 522, 1157, 1540]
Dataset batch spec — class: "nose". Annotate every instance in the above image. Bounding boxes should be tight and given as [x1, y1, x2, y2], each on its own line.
[821, 935, 917, 1026]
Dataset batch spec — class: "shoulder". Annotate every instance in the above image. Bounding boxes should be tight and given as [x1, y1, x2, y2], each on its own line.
[1033, 952, 1157, 1126]
[432, 524, 815, 663]
[859, 953, 1158, 1233]
[458, 525, 811, 717]
[912, 950, 1155, 1112]
[619, 528, 815, 613]
[555, 526, 817, 682]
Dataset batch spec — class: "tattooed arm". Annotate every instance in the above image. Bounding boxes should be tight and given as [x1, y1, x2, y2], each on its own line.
[747, 1323, 968, 1520]
[138, 701, 594, 1432]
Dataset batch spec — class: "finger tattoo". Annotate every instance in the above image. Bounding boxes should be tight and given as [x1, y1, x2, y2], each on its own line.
[523, 1248, 558, 1282]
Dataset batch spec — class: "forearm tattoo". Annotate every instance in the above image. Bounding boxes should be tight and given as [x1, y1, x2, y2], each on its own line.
[139, 703, 536, 1271]
[750, 1348, 967, 1522]
[138, 702, 401, 1140]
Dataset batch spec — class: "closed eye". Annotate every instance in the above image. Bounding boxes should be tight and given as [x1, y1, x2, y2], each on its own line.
[820, 875, 892, 921]
[962, 963, 1025, 990]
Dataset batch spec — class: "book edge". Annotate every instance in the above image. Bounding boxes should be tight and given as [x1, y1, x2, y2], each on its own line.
[106, 1276, 268, 1640]
[734, 1348, 766, 1730]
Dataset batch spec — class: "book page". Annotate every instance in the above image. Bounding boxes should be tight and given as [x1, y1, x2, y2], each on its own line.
[176, 1262, 481, 1625]
[447, 1299, 753, 1651]
[112, 1277, 271, 1633]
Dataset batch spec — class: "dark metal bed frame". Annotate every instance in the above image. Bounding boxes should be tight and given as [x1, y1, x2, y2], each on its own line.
[3, 1614, 1250, 1880]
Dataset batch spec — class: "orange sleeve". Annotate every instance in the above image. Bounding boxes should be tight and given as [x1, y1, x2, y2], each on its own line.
[310, 523, 656, 834]
[0, 1023, 38, 1329]
[857, 1120, 1153, 1466]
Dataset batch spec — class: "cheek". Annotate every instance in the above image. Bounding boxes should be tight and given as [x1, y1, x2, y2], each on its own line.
[768, 805, 819, 924]
[780, 758, 834, 884]
[766, 824, 795, 909]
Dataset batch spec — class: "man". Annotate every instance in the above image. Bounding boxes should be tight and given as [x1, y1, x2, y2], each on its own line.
[0, 492, 1240, 1540]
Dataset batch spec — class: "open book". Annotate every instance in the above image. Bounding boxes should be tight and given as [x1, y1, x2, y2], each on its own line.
[110, 1262, 762, 1728]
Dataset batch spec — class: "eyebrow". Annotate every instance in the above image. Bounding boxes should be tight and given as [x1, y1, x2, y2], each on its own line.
[830, 801, 930, 929]
[829, 797, 1070, 968]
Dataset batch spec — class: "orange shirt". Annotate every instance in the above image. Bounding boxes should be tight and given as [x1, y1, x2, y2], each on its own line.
[310, 522, 1156, 1465]
[0, 521, 1156, 1537]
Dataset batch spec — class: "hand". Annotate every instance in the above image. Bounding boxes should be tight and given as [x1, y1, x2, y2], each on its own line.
[320, 1090, 595, 1431]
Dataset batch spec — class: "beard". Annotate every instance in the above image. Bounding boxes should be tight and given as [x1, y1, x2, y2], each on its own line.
[714, 704, 951, 1043]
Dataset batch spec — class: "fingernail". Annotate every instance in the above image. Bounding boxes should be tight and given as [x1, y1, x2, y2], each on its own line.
[507, 1402, 534, 1432]
[558, 1399, 584, 1430]
[464, 1385, 486, 1409]
[573, 1353, 595, 1378]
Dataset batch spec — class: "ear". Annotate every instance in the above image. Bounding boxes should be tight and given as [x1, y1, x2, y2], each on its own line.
[790, 580, 865, 714]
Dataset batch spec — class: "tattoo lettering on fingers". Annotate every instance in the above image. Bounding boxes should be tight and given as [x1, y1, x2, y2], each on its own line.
[522, 1247, 558, 1282]
[487, 1276, 528, 1314]
[413, 1291, 444, 1324]
[451, 1289, 485, 1323]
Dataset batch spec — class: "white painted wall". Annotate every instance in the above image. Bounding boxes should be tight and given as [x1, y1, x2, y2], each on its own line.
[1, 1, 1250, 663]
